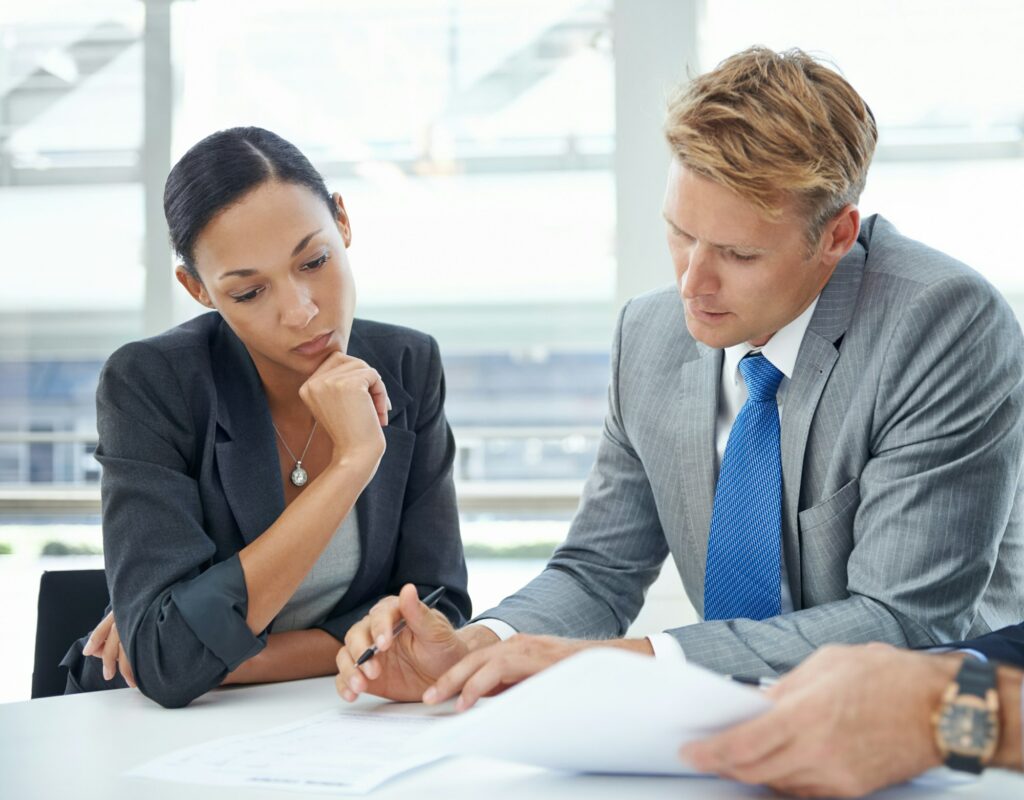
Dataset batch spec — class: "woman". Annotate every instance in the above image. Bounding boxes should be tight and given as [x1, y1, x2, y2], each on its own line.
[60, 127, 470, 708]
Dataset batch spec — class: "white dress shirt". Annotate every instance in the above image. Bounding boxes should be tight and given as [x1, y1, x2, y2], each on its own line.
[480, 297, 822, 661]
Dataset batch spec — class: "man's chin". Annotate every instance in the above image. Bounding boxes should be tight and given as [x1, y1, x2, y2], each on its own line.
[684, 317, 746, 349]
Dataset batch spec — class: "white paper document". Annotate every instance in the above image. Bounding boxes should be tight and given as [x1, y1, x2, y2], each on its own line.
[127, 708, 444, 794]
[417, 648, 771, 776]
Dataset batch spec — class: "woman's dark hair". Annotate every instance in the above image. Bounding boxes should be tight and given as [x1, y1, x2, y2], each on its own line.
[164, 127, 335, 278]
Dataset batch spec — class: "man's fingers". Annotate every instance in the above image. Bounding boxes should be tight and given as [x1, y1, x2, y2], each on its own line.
[715, 741, 811, 787]
[398, 583, 451, 643]
[335, 647, 363, 701]
[423, 649, 487, 705]
[366, 596, 402, 653]
[455, 660, 511, 711]
[683, 709, 794, 772]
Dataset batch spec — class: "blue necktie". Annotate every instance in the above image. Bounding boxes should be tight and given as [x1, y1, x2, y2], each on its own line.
[703, 353, 784, 621]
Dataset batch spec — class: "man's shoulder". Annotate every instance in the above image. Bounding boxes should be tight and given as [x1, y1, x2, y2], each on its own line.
[615, 285, 701, 368]
[621, 285, 689, 336]
[862, 215, 992, 294]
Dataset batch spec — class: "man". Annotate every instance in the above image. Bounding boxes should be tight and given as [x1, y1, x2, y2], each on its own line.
[335, 47, 1024, 710]
[684, 625, 1024, 796]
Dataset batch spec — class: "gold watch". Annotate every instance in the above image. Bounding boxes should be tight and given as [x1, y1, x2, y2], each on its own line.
[932, 656, 1000, 774]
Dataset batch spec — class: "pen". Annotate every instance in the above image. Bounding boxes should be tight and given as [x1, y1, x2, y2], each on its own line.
[355, 586, 446, 667]
[727, 674, 779, 690]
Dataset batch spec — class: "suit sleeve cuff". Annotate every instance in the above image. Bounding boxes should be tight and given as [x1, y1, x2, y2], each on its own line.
[473, 618, 518, 642]
[169, 554, 266, 671]
[648, 632, 687, 662]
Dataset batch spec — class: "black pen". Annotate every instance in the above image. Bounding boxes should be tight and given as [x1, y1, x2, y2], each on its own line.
[728, 674, 779, 690]
[355, 586, 446, 667]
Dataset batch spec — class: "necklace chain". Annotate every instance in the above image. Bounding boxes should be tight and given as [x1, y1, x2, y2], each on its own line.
[272, 419, 319, 466]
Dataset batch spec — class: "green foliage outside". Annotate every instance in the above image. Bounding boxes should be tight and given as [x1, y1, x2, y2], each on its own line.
[40, 541, 103, 557]
[0, 542, 12, 555]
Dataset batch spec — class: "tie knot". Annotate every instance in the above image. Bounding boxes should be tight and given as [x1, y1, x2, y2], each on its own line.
[739, 353, 784, 402]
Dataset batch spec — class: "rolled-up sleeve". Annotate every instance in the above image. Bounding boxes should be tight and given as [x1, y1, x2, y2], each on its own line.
[90, 342, 265, 708]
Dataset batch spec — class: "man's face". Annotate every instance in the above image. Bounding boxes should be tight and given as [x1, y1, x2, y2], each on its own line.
[662, 160, 837, 349]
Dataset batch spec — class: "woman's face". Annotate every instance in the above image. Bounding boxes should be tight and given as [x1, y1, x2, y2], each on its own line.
[177, 180, 356, 381]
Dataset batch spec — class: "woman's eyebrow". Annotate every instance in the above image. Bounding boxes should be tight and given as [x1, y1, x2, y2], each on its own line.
[218, 228, 325, 280]
[291, 228, 322, 257]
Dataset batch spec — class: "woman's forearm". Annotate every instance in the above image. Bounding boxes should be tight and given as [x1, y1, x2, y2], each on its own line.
[222, 628, 341, 685]
[238, 453, 377, 633]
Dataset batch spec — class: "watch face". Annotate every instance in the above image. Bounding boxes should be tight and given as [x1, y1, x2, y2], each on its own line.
[938, 704, 998, 756]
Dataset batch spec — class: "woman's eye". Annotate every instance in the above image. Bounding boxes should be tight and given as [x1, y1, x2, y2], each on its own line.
[730, 251, 758, 262]
[231, 287, 264, 303]
[302, 252, 330, 271]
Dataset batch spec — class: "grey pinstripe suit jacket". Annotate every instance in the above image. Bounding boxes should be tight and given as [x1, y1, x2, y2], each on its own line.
[481, 215, 1024, 676]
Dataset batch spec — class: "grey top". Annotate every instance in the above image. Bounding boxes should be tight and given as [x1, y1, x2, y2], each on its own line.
[479, 214, 1024, 676]
[272, 512, 361, 633]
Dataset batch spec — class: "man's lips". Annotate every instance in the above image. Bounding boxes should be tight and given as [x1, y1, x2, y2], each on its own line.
[688, 304, 731, 322]
[293, 331, 334, 356]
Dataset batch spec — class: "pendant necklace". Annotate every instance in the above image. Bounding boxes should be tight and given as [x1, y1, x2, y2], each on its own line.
[272, 419, 319, 487]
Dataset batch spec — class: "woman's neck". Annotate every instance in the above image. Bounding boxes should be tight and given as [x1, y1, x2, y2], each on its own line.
[256, 361, 312, 428]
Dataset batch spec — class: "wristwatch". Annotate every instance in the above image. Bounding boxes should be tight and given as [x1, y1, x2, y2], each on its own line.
[932, 656, 1000, 773]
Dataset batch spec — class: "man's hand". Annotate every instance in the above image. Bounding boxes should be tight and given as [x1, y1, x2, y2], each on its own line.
[423, 634, 654, 712]
[81, 611, 136, 688]
[681, 643, 959, 798]
[336, 584, 473, 702]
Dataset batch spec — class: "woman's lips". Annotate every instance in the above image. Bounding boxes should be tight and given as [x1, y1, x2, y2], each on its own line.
[293, 330, 334, 356]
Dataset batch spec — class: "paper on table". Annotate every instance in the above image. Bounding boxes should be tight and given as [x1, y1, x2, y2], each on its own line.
[416, 648, 771, 776]
[126, 708, 445, 795]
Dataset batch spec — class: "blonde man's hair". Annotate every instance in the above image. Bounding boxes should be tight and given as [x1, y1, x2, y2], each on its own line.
[665, 46, 877, 246]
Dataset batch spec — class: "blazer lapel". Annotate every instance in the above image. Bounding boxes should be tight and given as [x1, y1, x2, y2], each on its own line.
[211, 322, 285, 546]
[677, 342, 722, 605]
[780, 237, 866, 608]
[344, 328, 415, 600]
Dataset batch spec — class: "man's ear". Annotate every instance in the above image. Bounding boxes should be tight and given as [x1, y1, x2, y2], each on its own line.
[332, 192, 352, 248]
[175, 266, 215, 309]
[821, 204, 860, 266]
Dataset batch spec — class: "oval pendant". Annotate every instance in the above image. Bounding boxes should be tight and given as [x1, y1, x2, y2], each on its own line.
[290, 463, 309, 487]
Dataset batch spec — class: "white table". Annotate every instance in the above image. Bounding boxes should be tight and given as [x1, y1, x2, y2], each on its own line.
[2, 677, 1023, 799]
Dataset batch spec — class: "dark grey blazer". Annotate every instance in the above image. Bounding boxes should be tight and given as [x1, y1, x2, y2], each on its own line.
[62, 312, 470, 707]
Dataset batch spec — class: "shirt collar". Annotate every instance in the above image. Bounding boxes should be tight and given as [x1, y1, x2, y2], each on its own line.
[723, 295, 820, 385]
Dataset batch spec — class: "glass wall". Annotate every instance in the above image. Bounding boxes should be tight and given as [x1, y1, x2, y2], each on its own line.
[2, 0, 1022, 702]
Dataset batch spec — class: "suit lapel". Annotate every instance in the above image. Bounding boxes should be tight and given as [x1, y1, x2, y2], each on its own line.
[678, 343, 721, 604]
[211, 321, 285, 546]
[780, 235, 867, 608]
[344, 328, 415, 600]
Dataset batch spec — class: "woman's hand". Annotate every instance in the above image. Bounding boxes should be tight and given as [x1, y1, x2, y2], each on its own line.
[299, 352, 390, 473]
[81, 611, 136, 688]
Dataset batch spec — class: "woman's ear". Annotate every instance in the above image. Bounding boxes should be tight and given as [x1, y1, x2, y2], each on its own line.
[175, 266, 215, 309]
[332, 192, 352, 248]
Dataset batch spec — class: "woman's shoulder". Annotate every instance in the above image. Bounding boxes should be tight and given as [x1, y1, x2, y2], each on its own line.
[104, 312, 223, 377]
[349, 318, 439, 366]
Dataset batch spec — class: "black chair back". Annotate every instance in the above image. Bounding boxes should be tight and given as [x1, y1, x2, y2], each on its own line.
[32, 569, 109, 699]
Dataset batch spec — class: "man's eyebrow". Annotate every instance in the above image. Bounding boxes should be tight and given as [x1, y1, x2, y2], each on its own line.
[661, 214, 768, 252]
[291, 228, 322, 257]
